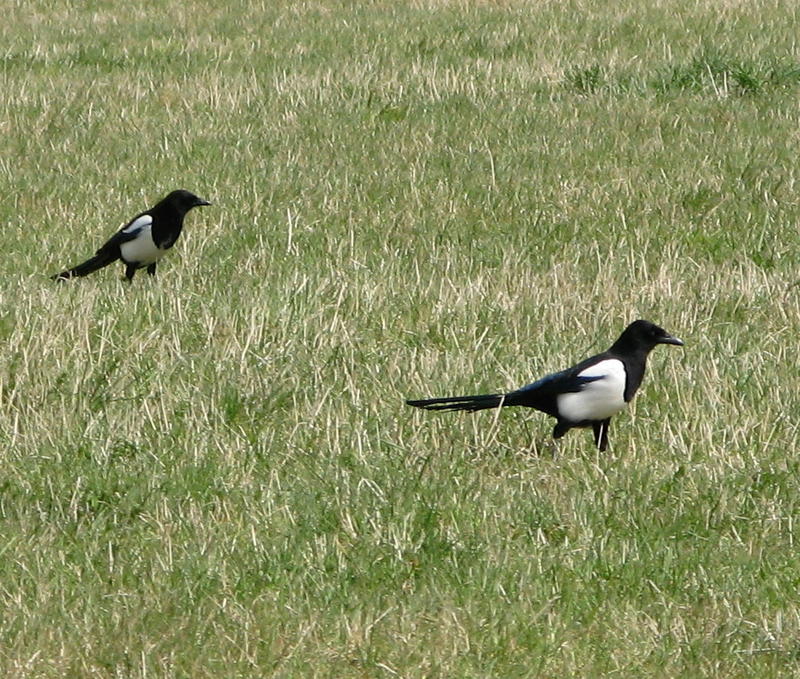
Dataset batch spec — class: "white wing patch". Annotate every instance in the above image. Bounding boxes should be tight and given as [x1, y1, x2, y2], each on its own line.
[119, 215, 165, 266]
[122, 214, 153, 234]
[557, 359, 627, 423]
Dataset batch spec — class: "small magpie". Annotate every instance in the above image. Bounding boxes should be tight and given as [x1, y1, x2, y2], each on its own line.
[51, 189, 211, 282]
[406, 320, 683, 451]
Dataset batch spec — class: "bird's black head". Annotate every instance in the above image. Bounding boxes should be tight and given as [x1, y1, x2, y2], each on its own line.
[164, 189, 212, 214]
[611, 319, 684, 354]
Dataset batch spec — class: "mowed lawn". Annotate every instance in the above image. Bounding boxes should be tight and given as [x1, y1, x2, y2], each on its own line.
[2, 0, 800, 676]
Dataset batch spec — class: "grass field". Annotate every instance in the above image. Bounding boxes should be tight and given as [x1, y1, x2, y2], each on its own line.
[2, 0, 800, 676]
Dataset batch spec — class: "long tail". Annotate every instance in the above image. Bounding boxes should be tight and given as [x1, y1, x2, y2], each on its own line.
[51, 253, 117, 281]
[406, 393, 511, 413]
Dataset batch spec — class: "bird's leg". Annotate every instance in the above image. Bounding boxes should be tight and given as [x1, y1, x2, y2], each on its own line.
[552, 420, 571, 440]
[124, 263, 137, 283]
[593, 419, 611, 452]
[146, 263, 157, 277]
[600, 419, 610, 451]
[544, 420, 572, 459]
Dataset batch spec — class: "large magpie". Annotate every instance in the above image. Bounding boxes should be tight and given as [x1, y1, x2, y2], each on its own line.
[52, 189, 211, 282]
[406, 320, 683, 451]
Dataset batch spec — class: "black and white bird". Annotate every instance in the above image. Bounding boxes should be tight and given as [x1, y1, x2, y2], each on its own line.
[52, 189, 211, 282]
[406, 320, 683, 451]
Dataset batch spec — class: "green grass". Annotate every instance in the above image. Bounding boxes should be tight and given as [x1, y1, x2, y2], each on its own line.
[2, 0, 800, 675]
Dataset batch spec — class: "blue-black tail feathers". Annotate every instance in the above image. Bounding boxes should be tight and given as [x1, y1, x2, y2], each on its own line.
[52, 252, 117, 281]
[406, 393, 513, 412]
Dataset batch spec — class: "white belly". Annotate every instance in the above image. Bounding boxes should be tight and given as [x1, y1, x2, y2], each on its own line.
[120, 227, 165, 266]
[557, 359, 627, 422]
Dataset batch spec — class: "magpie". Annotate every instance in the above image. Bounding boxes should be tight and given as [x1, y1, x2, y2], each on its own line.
[51, 189, 211, 282]
[406, 320, 683, 451]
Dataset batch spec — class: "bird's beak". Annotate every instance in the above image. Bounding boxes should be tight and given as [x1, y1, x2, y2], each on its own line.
[658, 334, 684, 346]
[197, 198, 212, 207]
